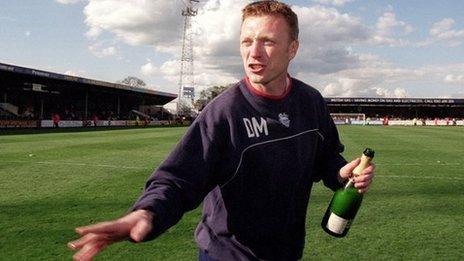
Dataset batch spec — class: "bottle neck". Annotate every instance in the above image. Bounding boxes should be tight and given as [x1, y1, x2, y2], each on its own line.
[344, 179, 355, 189]
[343, 148, 374, 190]
[352, 154, 371, 176]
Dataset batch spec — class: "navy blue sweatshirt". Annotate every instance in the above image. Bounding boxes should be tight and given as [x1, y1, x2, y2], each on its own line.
[132, 77, 347, 260]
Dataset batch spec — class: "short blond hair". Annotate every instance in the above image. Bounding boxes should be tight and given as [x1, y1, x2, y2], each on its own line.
[242, 1, 299, 41]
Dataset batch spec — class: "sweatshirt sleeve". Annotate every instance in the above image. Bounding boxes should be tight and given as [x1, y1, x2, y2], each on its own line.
[130, 112, 226, 241]
[312, 96, 348, 191]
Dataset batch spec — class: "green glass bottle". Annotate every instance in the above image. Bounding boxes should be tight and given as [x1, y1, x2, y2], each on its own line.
[321, 148, 375, 237]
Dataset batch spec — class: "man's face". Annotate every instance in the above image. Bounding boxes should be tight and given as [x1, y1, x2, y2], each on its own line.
[240, 15, 299, 88]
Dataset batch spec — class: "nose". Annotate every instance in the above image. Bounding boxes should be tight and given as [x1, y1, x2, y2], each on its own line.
[249, 40, 263, 58]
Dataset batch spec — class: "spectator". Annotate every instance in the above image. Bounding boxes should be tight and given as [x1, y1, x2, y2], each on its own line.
[52, 113, 60, 128]
[92, 114, 99, 127]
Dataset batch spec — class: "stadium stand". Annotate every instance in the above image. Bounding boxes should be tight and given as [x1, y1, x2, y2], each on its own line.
[326, 97, 464, 126]
[0, 62, 177, 128]
[1, 62, 463, 128]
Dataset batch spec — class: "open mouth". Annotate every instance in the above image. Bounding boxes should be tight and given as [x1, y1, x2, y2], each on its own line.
[248, 64, 266, 73]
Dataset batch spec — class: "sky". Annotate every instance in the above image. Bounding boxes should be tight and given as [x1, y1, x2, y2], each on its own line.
[1, 0, 464, 99]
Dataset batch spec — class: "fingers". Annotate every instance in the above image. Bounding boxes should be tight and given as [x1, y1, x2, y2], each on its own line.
[353, 178, 372, 193]
[130, 218, 152, 242]
[69, 210, 154, 260]
[361, 163, 376, 176]
[353, 163, 376, 193]
[75, 221, 117, 235]
[339, 158, 361, 180]
[68, 233, 108, 261]
[72, 239, 108, 261]
[354, 164, 375, 183]
[68, 233, 98, 250]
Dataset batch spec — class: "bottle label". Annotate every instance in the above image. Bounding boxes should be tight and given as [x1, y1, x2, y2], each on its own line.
[326, 213, 350, 234]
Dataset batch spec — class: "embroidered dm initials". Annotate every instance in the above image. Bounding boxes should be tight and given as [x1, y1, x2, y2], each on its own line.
[243, 117, 269, 138]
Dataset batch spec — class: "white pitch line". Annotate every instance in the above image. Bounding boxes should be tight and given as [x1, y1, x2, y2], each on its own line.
[1, 160, 149, 170]
[2, 161, 463, 180]
[377, 163, 461, 166]
[376, 175, 464, 181]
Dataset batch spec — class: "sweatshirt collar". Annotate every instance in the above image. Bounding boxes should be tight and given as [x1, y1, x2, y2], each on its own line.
[244, 75, 292, 100]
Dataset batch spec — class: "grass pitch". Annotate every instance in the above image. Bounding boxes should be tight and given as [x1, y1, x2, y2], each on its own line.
[0, 126, 463, 260]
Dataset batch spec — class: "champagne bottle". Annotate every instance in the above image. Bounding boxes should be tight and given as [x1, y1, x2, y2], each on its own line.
[321, 148, 375, 237]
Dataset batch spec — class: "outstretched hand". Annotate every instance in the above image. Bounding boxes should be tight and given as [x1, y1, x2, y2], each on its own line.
[68, 209, 153, 261]
[339, 158, 376, 193]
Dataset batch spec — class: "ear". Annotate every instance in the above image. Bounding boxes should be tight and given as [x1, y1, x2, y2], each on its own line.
[288, 40, 299, 60]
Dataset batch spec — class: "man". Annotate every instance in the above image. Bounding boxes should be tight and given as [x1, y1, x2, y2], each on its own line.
[68, 1, 375, 260]
[52, 112, 60, 128]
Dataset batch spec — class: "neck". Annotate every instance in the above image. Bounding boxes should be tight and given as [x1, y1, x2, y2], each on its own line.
[249, 74, 289, 96]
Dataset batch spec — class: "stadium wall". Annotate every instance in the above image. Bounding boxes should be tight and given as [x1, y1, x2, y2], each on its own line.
[333, 119, 464, 126]
[0, 119, 172, 129]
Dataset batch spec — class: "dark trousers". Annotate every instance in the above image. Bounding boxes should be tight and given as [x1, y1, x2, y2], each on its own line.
[199, 249, 218, 261]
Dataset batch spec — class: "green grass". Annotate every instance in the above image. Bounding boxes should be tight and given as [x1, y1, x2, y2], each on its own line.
[0, 126, 463, 260]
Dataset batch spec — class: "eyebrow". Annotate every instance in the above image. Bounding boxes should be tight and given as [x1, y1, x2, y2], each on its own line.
[241, 35, 275, 42]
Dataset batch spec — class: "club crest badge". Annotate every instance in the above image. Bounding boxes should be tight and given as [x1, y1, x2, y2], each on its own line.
[278, 113, 290, 127]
